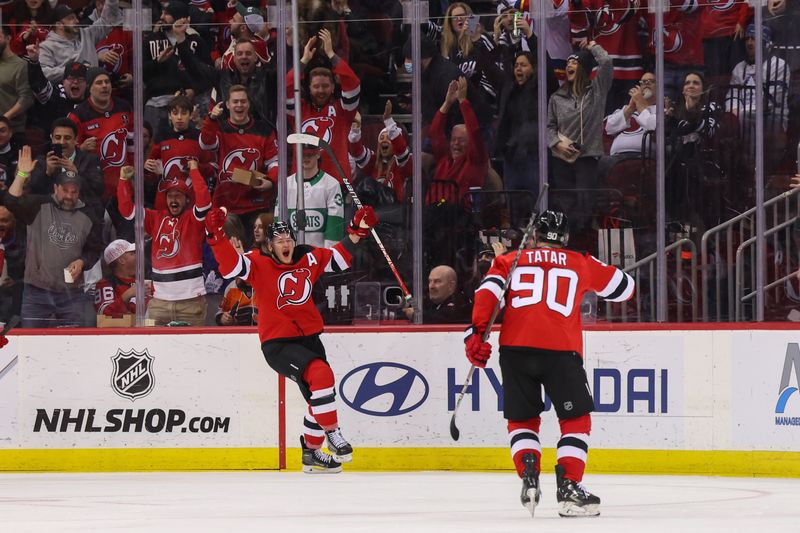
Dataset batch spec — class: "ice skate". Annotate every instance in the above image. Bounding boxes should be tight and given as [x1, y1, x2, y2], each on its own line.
[555, 464, 600, 517]
[325, 427, 353, 463]
[301, 436, 342, 474]
[519, 453, 541, 517]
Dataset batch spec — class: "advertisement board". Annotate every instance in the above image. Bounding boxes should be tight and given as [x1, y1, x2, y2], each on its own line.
[731, 332, 800, 449]
[2, 334, 278, 450]
[285, 330, 694, 450]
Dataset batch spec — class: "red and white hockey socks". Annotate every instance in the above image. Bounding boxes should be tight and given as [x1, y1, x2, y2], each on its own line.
[301, 359, 338, 449]
[557, 414, 591, 482]
[508, 417, 542, 477]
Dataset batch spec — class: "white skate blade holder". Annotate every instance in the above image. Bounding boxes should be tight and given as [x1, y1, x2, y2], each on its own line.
[303, 464, 343, 475]
[524, 488, 538, 518]
[558, 501, 600, 518]
[331, 451, 352, 463]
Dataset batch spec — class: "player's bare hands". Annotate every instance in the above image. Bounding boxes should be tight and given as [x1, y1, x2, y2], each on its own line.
[16, 145, 35, 174]
[383, 100, 393, 122]
[220, 311, 235, 325]
[144, 159, 162, 174]
[210, 102, 224, 120]
[81, 136, 98, 151]
[156, 46, 175, 63]
[252, 178, 273, 191]
[98, 49, 120, 65]
[120, 166, 135, 181]
[456, 76, 468, 102]
[186, 158, 199, 170]
[173, 17, 189, 43]
[318, 28, 335, 59]
[301, 36, 318, 64]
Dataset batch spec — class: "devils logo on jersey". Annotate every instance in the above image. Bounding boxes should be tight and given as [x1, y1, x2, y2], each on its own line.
[98, 43, 125, 73]
[155, 217, 181, 259]
[161, 157, 189, 185]
[707, 0, 735, 11]
[301, 117, 334, 145]
[276, 268, 312, 309]
[221, 148, 261, 181]
[597, 0, 640, 36]
[101, 128, 129, 168]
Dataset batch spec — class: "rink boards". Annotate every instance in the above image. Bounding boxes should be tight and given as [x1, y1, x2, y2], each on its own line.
[0, 326, 799, 475]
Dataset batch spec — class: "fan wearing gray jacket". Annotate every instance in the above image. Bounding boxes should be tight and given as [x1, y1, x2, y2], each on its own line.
[38, 1, 123, 84]
[546, 41, 612, 237]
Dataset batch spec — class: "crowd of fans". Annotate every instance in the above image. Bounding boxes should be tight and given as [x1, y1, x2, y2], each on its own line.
[0, 0, 797, 328]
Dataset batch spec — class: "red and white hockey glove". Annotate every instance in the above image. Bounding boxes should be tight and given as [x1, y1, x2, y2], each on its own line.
[204, 207, 227, 243]
[347, 205, 378, 238]
[464, 327, 491, 368]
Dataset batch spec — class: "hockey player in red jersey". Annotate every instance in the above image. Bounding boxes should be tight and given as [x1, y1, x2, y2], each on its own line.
[465, 210, 634, 518]
[205, 204, 378, 473]
[287, 28, 360, 183]
[117, 159, 211, 325]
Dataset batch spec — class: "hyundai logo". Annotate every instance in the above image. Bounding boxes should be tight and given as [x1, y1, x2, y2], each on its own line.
[339, 362, 429, 417]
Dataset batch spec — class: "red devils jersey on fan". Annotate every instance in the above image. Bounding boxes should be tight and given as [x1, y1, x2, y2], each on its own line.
[211, 238, 353, 343]
[570, 1, 644, 80]
[349, 128, 412, 202]
[220, 34, 271, 70]
[701, 0, 751, 39]
[94, 275, 153, 315]
[200, 116, 278, 215]
[150, 127, 215, 210]
[117, 168, 212, 301]
[97, 27, 133, 78]
[68, 98, 134, 201]
[9, 20, 51, 57]
[287, 57, 361, 182]
[648, 1, 704, 66]
[472, 248, 634, 354]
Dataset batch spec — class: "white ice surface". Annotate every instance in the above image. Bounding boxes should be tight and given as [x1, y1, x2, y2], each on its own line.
[1, 471, 798, 532]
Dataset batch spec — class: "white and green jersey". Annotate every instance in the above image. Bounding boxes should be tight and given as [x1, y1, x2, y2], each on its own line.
[276, 170, 345, 248]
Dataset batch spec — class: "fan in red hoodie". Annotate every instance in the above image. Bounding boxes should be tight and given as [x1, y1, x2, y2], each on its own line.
[68, 68, 133, 202]
[116, 160, 211, 326]
[287, 29, 360, 183]
[200, 85, 278, 226]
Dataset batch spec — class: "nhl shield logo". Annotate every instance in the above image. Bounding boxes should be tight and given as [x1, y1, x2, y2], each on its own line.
[111, 349, 155, 401]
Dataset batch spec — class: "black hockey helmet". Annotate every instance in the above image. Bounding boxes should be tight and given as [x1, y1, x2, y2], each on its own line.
[535, 210, 569, 245]
[267, 221, 295, 242]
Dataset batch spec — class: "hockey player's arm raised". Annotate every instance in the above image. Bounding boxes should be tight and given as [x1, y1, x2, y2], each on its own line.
[205, 208, 251, 281]
[589, 255, 635, 302]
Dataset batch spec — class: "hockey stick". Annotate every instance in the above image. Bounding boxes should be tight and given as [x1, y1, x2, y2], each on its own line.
[287, 133, 414, 303]
[450, 183, 549, 441]
[1, 315, 20, 337]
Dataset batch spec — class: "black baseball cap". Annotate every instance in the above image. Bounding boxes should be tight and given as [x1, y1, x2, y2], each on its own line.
[64, 61, 88, 80]
[56, 170, 82, 187]
[53, 5, 78, 22]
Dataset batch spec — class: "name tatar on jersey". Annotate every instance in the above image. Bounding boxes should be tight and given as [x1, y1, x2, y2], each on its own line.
[155, 217, 181, 259]
[277, 267, 312, 308]
[523, 249, 568, 266]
